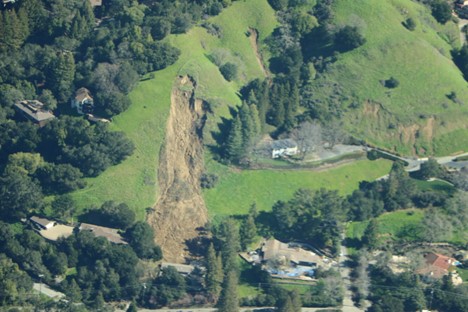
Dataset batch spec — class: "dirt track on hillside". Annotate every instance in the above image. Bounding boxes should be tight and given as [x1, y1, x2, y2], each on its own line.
[249, 28, 268, 77]
[147, 76, 208, 263]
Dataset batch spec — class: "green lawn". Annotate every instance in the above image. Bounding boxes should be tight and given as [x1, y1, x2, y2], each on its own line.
[413, 178, 456, 194]
[204, 159, 392, 218]
[318, 0, 468, 155]
[457, 268, 468, 283]
[346, 209, 425, 242]
[70, 0, 277, 218]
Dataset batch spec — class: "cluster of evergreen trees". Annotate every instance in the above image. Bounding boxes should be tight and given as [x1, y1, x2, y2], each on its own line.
[224, 102, 261, 163]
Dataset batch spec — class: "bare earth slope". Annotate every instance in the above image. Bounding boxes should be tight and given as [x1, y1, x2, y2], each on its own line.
[147, 76, 208, 263]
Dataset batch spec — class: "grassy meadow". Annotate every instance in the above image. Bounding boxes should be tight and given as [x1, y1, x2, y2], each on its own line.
[70, 0, 277, 218]
[204, 158, 393, 218]
[319, 0, 468, 155]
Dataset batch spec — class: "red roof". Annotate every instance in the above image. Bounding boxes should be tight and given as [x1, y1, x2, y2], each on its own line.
[425, 253, 455, 271]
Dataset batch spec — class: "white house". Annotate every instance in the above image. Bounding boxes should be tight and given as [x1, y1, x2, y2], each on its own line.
[270, 139, 299, 158]
[71, 88, 94, 114]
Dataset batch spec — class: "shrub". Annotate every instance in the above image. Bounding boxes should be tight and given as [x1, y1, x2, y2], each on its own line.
[220, 62, 238, 81]
[384, 77, 399, 88]
[200, 173, 219, 189]
[403, 17, 416, 31]
[334, 26, 366, 52]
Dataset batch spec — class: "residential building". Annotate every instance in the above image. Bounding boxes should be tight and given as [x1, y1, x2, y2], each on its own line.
[71, 88, 94, 114]
[261, 238, 323, 267]
[418, 252, 457, 279]
[270, 139, 299, 158]
[14, 100, 55, 127]
[30, 216, 56, 230]
[160, 262, 196, 276]
[79, 223, 127, 244]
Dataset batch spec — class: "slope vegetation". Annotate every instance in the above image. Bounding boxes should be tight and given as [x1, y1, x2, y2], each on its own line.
[314, 0, 468, 155]
[71, 0, 277, 216]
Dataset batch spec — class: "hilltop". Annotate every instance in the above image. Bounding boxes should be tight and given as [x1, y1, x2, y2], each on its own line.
[307, 0, 468, 155]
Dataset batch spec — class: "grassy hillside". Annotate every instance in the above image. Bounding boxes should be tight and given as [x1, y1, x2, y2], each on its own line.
[204, 158, 392, 218]
[314, 0, 468, 155]
[71, 0, 277, 218]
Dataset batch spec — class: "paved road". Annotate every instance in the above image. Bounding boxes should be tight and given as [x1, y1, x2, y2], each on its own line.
[338, 236, 366, 312]
[374, 149, 468, 180]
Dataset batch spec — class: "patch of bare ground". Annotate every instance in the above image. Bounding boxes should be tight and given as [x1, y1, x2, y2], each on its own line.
[147, 75, 208, 263]
[248, 27, 268, 77]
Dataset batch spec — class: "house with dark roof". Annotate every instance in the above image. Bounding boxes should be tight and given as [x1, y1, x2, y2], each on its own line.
[270, 139, 299, 158]
[14, 100, 55, 127]
[71, 88, 94, 114]
[79, 223, 127, 244]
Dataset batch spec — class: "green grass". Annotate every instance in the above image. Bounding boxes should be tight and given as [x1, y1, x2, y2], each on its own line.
[315, 0, 468, 155]
[346, 209, 425, 242]
[457, 268, 468, 283]
[413, 179, 456, 194]
[204, 159, 392, 217]
[70, 0, 277, 218]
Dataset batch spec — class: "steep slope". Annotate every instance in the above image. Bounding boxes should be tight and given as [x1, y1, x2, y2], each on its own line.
[70, 0, 277, 214]
[147, 76, 208, 262]
[311, 0, 468, 155]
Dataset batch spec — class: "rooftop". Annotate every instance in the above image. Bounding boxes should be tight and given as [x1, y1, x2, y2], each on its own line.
[160, 262, 195, 275]
[270, 139, 298, 150]
[30, 216, 55, 228]
[262, 238, 323, 266]
[79, 223, 127, 244]
[14, 100, 55, 123]
[74, 87, 93, 102]
[425, 253, 456, 271]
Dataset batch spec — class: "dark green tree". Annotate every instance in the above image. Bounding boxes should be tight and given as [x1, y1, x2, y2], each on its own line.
[334, 26, 366, 52]
[220, 62, 238, 81]
[99, 201, 136, 230]
[419, 158, 442, 180]
[205, 243, 223, 298]
[0, 168, 43, 220]
[225, 115, 244, 161]
[48, 52, 75, 102]
[240, 213, 257, 250]
[431, 0, 452, 24]
[36, 163, 85, 194]
[403, 17, 416, 31]
[217, 271, 239, 312]
[216, 218, 240, 273]
[52, 194, 76, 219]
[362, 219, 379, 250]
[125, 221, 162, 260]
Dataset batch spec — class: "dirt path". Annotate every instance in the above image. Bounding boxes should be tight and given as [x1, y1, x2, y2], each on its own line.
[248, 28, 269, 77]
[147, 76, 208, 263]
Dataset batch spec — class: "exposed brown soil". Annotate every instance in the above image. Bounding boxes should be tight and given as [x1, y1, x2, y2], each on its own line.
[248, 27, 268, 77]
[362, 100, 437, 155]
[147, 76, 208, 263]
